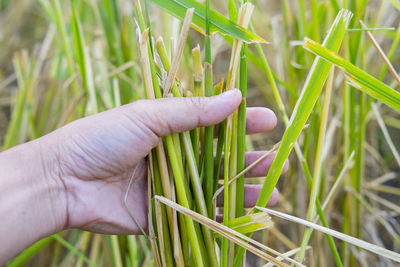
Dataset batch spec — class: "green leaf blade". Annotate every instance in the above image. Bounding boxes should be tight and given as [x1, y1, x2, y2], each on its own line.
[304, 38, 400, 112]
[255, 9, 353, 208]
[149, 0, 266, 43]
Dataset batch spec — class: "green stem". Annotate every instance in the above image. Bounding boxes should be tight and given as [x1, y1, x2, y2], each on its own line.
[222, 115, 233, 267]
[152, 150, 175, 266]
[181, 132, 218, 266]
[236, 42, 247, 219]
[6, 237, 53, 267]
[155, 38, 217, 266]
[51, 0, 80, 96]
[109, 235, 123, 267]
[228, 110, 238, 263]
[297, 70, 334, 263]
[165, 135, 205, 267]
[203, 0, 215, 220]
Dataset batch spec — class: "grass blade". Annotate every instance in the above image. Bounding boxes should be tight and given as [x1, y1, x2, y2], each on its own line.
[255, 9, 352, 209]
[303, 38, 400, 112]
[296, 69, 335, 263]
[6, 237, 53, 267]
[149, 0, 266, 43]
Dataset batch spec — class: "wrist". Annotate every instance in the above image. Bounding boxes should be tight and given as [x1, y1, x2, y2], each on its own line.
[0, 138, 67, 264]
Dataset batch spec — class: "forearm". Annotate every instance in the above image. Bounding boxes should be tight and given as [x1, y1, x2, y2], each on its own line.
[0, 139, 66, 265]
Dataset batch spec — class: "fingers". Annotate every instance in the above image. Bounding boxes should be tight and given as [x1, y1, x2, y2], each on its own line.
[243, 185, 279, 208]
[245, 107, 277, 134]
[216, 185, 279, 208]
[219, 151, 289, 178]
[130, 89, 242, 138]
[214, 107, 277, 137]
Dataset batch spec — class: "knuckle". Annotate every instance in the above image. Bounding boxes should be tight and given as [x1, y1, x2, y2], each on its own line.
[187, 97, 207, 113]
[186, 97, 206, 125]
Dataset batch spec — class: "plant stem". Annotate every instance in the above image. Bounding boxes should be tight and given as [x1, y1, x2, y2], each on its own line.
[235, 20, 248, 223]
[203, 0, 215, 219]
[297, 69, 335, 263]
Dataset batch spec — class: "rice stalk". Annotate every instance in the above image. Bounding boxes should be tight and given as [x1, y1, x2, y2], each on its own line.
[47, 0, 80, 96]
[147, 157, 162, 267]
[256, 207, 400, 263]
[296, 68, 335, 263]
[89, 234, 102, 266]
[155, 29, 218, 266]
[109, 235, 123, 267]
[372, 103, 400, 167]
[255, 5, 352, 233]
[190, 45, 202, 167]
[2, 55, 29, 149]
[221, 4, 253, 265]
[235, 0, 249, 232]
[203, 0, 215, 222]
[322, 151, 355, 211]
[155, 196, 305, 267]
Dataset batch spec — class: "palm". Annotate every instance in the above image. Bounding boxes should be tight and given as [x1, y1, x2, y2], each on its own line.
[67, 166, 148, 234]
[55, 108, 153, 234]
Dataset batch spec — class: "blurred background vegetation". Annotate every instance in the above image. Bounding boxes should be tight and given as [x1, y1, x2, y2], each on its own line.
[1, 0, 399, 266]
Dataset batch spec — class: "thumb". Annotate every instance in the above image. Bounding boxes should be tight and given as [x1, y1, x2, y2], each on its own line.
[48, 89, 242, 178]
[127, 89, 242, 137]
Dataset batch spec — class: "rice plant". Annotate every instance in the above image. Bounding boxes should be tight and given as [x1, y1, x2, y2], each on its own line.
[2, 0, 400, 266]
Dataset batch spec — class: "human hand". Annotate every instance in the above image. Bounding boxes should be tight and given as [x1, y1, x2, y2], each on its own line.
[0, 89, 289, 263]
[41, 89, 286, 234]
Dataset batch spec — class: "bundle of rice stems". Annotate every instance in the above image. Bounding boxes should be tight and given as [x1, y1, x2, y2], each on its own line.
[133, 1, 277, 265]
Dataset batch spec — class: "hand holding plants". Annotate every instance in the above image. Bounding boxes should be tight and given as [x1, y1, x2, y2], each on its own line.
[0, 89, 283, 264]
